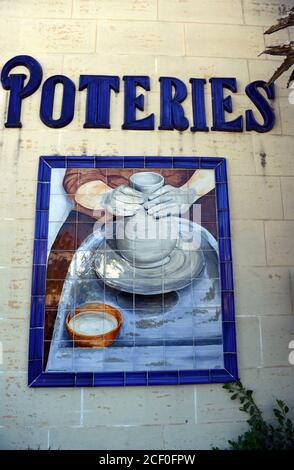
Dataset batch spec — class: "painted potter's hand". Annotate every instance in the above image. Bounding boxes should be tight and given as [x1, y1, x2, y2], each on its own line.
[144, 185, 197, 218]
[102, 185, 144, 216]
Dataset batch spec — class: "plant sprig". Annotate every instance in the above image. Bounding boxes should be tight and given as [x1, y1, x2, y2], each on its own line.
[215, 381, 294, 450]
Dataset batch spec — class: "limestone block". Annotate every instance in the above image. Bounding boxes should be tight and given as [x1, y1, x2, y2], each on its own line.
[255, 367, 294, 411]
[237, 367, 294, 419]
[73, 0, 157, 20]
[234, 266, 292, 316]
[231, 220, 266, 266]
[83, 385, 194, 426]
[248, 59, 291, 97]
[185, 24, 264, 59]
[265, 221, 294, 265]
[50, 424, 164, 450]
[0, 19, 96, 54]
[235, 317, 262, 368]
[279, 97, 294, 135]
[229, 176, 283, 220]
[196, 383, 248, 424]
[260, 315, 294, 367]
[163, 421, 248, 450]
[0, 0, 72, 18]
[290, 268, 294, 314]
[158, 0, 243, 24]
[63, 54, 156, 81]
[252, 135, 294, 176]
[98, 21, 185, 56]
[61, 129, 159, 156]
[156, 56, 249, 94]
[0, 372, 81, 427]
[243, 0, 294, 27]
[0, 426, 48, 450]
[281, 177, 294, 219]
[0, 267, 31, 313]
[264, 29, 291, 61]
[0, 219, 34, 268]
[0, 318, 27, 371]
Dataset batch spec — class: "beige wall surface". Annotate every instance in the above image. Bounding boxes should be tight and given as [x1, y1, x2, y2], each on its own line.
[0, 0, 294, 450]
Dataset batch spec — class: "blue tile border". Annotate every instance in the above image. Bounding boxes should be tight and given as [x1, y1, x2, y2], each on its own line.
[30, 296, 45, 328]
[145, 156, 173, 168]
[29, 155, 238, 387]
[123, 156, 145, 168]
[33, 239, 48, 266]
[173, 156, 200, 169]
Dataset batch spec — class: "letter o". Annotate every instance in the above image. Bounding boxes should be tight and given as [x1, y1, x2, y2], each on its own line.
[40, 75, 75, 128]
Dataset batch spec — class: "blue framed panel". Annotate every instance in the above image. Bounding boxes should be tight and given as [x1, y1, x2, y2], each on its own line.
[28, 155, 238, 387]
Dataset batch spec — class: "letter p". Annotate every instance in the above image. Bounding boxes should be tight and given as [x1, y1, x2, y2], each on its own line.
[1, 55, 43, 128]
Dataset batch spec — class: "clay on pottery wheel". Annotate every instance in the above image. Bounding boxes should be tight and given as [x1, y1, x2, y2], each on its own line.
[116, 172, 178, 268]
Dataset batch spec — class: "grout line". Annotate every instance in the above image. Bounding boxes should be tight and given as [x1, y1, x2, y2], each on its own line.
[0, 16, 273, 27]
[279, 176, 285, 219]
[240, 0, 246, 25]
[258, 317, 264, 367]
[263, 220, 269, 266]
[95, 20, 98, 53]
[289, 269, 294, 315]
[194, 386, 197, 424]
[47, 429, 50, 450]
[80, 388, 84, 426]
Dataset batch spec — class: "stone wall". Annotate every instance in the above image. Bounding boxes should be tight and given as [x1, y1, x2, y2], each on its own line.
[0, 0, 293, 450]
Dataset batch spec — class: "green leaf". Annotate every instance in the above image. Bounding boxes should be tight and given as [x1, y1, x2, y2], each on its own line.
[231, 393, 239, 400]
[214, 382, 294, 450]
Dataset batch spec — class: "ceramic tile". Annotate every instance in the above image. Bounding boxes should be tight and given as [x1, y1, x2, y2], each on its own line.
[201, 221, 218, 239]
[33, 240, 48, 265]
[67, 157, 95, 168]
[34, 211, 49, 240]
[50, 222, 77, 251]
[44, 308, 58, 341]
[30, 296, 46, 328]
[164, 314, 193, 340]
[48, 195, 73, 222]
[45, 280, 66, 308]
[221, 291, 235, 322]
[47, 250, 75, 279]
[95, 156, 124, 168]
[123, 156, 145, 168]
[179, 369, 209, 384]
[148, 371, 179, 385]
[31, 265, 46, 296]
[222, 322, 237, 353]
[145, 156, 173, 168]
[38, 159, 51, 182]
[192, 288, 221, 308]
[75, 372, 94, 387]
[215, 182, 229, 211]
[196, 196, 217, 223]
[29, 328, 44, 361]
[44, 340, 75, 371]
[173, 156, 200, 169]
[125, 372, 147, 386]
[36, 182, 51, 210]
[76, 223, 96, 247]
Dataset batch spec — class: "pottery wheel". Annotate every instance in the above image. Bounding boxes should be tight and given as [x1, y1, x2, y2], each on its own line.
[94, 218, 213, 295]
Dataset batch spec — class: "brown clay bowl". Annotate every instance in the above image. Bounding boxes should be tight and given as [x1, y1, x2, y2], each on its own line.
[65, 303, 123, 348]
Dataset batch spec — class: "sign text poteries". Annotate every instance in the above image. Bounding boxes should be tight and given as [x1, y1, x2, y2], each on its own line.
[1, 55, 275, 133]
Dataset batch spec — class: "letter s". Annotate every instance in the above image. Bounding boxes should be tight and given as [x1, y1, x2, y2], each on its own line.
[245, 80, 275, 133]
